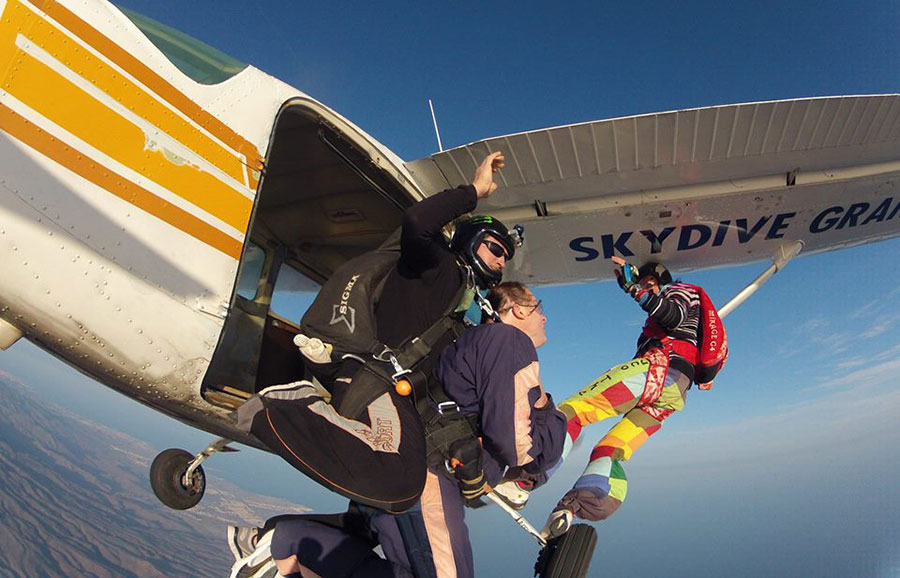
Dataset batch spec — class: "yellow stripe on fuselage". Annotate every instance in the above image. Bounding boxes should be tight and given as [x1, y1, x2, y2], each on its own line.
[31, 0, 262, 186]
[13, 6, 252, 192]
[0, 1, 253, 232]
[0, 0, 267, 257]
[0, 103, 243, 258]
[6, 47, 253, 232]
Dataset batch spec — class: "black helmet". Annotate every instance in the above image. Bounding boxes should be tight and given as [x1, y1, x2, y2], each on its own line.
[451, 215, 520, 288]
[637, 262, 673, 286]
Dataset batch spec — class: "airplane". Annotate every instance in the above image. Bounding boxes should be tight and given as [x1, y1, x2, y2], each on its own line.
[1, 0, 899, 512]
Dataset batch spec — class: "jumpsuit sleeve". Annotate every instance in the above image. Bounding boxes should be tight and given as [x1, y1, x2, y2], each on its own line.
[476, 328, 567, 477]
[399, 185, 478, 273]
[638, 287, 690, 331]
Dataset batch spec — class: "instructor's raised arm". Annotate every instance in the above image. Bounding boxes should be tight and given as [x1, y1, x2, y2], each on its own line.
[472, 151, 506, 198]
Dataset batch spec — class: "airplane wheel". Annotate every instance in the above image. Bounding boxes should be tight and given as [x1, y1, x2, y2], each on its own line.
[149, 448, 205, 510]
[535, 524, 597, 578]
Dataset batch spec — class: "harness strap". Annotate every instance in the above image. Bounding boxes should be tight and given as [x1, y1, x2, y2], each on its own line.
[335, 360, 394, 418]
[334, 264, 484, 457]
[365, 317, 466, 417]
[407, 363, 481, 467]
[396, 316, 466, 370]
[334, 269, 470, 418]
[425, 414, 480, 469]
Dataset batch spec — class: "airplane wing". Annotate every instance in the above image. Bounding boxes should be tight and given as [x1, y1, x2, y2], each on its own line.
[405, 95, 900, 285]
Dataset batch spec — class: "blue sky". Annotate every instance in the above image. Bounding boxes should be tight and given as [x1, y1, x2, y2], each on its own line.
[3, 0, 900, 576]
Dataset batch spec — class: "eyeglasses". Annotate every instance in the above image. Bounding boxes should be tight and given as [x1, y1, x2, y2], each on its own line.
[497, 299, 543, 317]
[520, 299, 543, 316]
[483, 240, 509, 260]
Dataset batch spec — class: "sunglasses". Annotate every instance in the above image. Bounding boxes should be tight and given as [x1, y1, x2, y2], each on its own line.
[483, 240, 510, 259]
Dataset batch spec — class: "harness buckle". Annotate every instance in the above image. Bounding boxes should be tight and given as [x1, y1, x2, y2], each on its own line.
[385, 354, 412, 381]
[437, 401, 459, 415]
[372, 346, 395, 363]
[392, 367, 412, 381]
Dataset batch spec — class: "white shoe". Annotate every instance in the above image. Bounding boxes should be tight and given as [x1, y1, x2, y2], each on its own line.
[493, 479, 532, 510]
[229, 529, 274, 578]
[227, 526, 259, 561]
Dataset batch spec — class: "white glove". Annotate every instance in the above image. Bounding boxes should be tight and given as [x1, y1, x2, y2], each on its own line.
[293, 334, 332, 363]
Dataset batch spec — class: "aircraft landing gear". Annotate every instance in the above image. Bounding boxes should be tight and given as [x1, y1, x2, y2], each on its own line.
[534, 524, 598, 578]
[150, 448, 204, 510]
[149, 438, 237, 510]
[484, 492, 597, 578]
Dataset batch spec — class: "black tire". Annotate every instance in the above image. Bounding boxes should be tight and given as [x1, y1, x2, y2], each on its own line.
[535, 524, 597, 578]
[149, 448, 205, 510]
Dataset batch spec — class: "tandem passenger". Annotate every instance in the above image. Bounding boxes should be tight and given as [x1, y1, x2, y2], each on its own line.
[413, 282, 567, 578]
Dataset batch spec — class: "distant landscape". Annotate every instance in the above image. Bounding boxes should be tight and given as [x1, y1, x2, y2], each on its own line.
[0, 373, 304, 578]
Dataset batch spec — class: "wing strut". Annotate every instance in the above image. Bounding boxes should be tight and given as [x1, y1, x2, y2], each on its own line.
[718, 240, 804, 319]
[486, 491, 547, 547]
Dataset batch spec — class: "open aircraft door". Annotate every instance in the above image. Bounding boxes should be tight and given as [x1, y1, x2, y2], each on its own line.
[200, 97, 422, 410]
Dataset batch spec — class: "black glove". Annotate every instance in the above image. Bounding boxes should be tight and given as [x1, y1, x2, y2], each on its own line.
[448, 438, 488, 502]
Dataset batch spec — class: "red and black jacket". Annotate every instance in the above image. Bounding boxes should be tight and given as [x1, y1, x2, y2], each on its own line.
[636, 283, 702, 383]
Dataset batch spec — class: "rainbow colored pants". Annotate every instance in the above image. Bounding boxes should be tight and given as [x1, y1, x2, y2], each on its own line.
[555, 350, 691, 521]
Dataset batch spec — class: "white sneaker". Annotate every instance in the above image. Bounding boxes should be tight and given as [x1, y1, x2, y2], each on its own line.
[229, 529, 274, 578]
[493, 479, 532, 510]
[227, 526, 260, 561]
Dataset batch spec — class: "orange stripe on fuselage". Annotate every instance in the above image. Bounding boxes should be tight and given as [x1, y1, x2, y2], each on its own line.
[29, 0, 262, 187]
[0, 1, 253, 231]
[15, 2, 253, 190]
[0, 103, 243, 258]
[5, 49, 253, 231]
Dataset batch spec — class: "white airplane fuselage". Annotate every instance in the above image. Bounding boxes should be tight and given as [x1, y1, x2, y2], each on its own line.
[0, 0, 420, 444]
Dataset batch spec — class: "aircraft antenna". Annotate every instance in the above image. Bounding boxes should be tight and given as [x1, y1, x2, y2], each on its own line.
[428, 99, 444, 152]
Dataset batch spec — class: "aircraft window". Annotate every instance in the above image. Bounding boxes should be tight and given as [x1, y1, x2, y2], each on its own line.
[271, 264, 321, 322]
[235, 243, 266, 300]
[117, 6, 247, 84]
